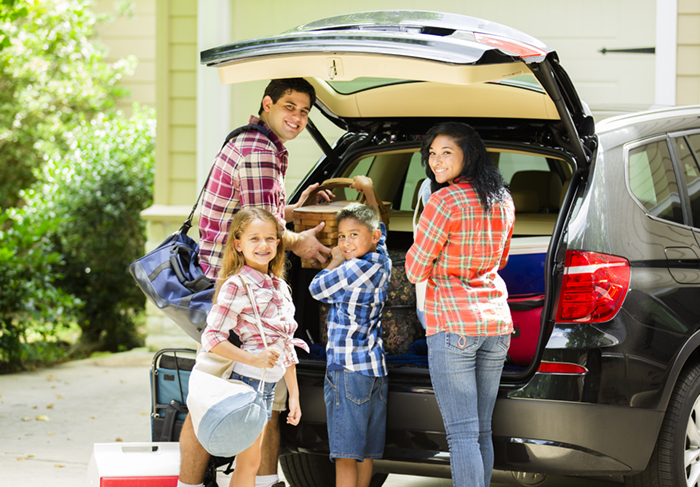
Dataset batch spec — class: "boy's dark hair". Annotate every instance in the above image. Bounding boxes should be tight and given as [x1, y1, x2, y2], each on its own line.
[258, 78, 316, 115]
[336, 203, 380, 232]
[420, 122, 506, 210]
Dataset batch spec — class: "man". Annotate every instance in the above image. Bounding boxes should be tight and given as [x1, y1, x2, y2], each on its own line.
[178, 78, 331, 487]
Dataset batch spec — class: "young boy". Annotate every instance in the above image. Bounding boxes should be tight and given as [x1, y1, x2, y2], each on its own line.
[308, 175, 391, 487]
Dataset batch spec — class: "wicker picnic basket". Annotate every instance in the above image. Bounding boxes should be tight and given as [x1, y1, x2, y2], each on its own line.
[292, 178, 390, 268]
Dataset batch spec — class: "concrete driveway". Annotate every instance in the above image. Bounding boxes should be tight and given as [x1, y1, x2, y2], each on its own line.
[0, 349, 620, 487]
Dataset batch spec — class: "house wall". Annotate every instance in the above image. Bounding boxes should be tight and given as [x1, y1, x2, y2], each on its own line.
[677, 0, 700, 104]
[93, 0, 156, 112]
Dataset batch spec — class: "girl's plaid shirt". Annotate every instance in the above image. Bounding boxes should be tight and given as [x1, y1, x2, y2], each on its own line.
[201, 266, 308, 368]
[406, 182, 515, 337]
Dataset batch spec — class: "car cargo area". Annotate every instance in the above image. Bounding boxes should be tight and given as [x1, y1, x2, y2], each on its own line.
[288, 143, 572, 373]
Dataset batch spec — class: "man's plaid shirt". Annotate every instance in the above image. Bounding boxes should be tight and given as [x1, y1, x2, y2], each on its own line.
[406, 181, 515, 337]
[199, 116, 288, 279]
[309, 223, 391, 377]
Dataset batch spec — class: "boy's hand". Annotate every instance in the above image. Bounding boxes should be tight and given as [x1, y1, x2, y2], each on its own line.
[286, 395, 302, 426]
[325, 245, 345, 270]
[250, 349, 280, 369]
[350, 175, 380, 214]
[350, 175, 373, 194]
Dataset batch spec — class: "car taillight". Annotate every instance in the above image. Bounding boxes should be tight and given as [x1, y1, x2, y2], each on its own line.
[473, 32, 548, 58]
[556, 250, 630, 323]
[537, 361, 587, 375]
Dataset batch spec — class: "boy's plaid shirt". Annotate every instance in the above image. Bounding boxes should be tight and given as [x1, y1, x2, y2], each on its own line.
[309, 224, 391, 377]
[198, 116, 288, 279]
[406, 181, 515, 337]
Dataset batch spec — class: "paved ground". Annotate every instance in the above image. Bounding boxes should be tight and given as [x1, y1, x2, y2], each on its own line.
[0, 349, 619, 486]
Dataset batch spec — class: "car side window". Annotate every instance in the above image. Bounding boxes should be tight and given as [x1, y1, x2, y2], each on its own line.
[498, 152, 550, 184]
[399, 152, 425, 211]
[673, 136, 700, 229]
[628, 140, 684, 225]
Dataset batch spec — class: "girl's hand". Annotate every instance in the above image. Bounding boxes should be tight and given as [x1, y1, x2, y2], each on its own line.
[250, 349, 280, 369]
[286, 395, 302, 426]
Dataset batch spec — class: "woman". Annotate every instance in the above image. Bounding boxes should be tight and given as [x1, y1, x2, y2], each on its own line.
[405, 122, 515, 487]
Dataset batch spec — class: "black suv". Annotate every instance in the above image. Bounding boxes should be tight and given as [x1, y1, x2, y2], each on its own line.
[201, 11, 700, 487]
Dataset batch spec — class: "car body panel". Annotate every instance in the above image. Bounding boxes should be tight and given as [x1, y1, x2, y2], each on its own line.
[201, 10, 591, 168]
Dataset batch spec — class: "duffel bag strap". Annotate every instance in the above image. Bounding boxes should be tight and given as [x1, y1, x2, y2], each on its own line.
[180, 123, 272, 235]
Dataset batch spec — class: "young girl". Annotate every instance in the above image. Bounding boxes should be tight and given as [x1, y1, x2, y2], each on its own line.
[200, 207, 309, 487]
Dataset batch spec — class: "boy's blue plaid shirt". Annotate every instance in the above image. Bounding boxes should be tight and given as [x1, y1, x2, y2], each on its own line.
[309, 223, 391, 377]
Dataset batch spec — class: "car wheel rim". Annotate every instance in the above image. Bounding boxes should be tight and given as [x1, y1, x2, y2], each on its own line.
[686, 394, 700, 486]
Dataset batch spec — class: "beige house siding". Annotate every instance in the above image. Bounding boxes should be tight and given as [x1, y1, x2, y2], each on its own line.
[93, 0, 156, 112]
[144, 0, 200, 347]
[677, 0, 700, 104]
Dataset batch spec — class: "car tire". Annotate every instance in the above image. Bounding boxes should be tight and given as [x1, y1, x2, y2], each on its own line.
[625, 362, 700, 487]
[280, 452, 388, 487]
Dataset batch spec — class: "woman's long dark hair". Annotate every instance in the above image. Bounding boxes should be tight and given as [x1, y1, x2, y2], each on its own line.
[420, 122, 505, 210]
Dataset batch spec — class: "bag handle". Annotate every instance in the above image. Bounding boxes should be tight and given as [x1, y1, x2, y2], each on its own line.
[179, 124, 272, 235]
[238, 275, 270, 388]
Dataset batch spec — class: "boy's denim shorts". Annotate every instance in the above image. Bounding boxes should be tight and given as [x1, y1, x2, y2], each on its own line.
[324, 368, 388, 461]
[229, 372, 277, 421]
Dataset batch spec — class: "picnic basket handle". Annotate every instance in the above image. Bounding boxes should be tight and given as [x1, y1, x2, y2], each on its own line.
[300, 178, 387, 215]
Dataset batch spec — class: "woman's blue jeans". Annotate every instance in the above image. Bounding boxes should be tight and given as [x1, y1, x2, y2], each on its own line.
[427, 332, 510, 487]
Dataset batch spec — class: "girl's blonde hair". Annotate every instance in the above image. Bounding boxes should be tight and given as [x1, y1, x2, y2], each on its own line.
[213, 207, 286, 301]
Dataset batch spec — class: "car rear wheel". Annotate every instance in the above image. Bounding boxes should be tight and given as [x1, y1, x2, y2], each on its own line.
[280, 452, 388, 487]
[625, 362, 700, 487]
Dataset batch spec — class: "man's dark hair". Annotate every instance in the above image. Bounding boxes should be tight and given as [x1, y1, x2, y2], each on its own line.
[258, 78, 316, 115]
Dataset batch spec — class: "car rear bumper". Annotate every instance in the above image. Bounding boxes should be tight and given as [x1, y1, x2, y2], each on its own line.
[283, 381, 664, 476]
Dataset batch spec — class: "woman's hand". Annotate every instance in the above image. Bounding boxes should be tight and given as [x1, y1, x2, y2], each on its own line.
[286, 394, 302, 426]
[249, 348, 280, 369]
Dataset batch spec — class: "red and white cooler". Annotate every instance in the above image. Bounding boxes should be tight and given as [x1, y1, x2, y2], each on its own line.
[87, 442, 180, 487]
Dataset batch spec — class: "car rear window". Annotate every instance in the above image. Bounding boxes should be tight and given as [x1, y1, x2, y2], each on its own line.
[327, 77, 418, 94]
[676, 134, 700, 229]
[628, 140, 684, 225]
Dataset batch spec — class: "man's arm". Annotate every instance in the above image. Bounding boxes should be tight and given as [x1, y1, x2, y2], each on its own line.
[283, 224, 331, 264]
[284, 182, 335, 222]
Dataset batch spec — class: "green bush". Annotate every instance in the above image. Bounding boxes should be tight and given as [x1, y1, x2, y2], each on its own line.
[0, 0, 135, 209]
[0, 106, 156, 370]
[38, 106, 156, 352]
[0, 207, 82, 371]
[0, 0, 152, 370]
